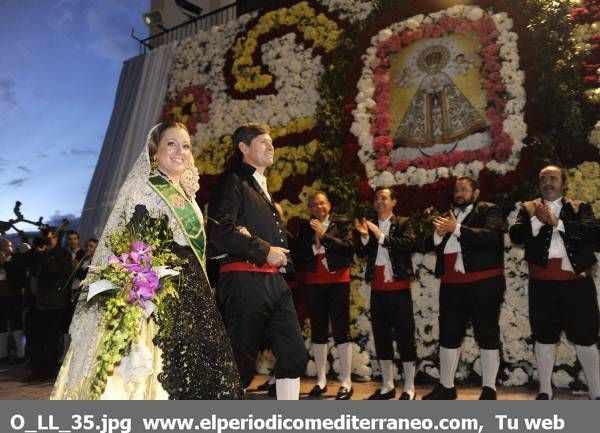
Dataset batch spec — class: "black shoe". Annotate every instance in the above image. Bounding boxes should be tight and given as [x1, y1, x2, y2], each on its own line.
[535, 393, 552, 400]
[267, 384, 276, 397]
[308, 385, 328, 398]
[367, 389, 395, 400]
[257, 379, 273, 391]
[479, 386, 497, 400]
[336, 386, 353, 400]
[399, 391, 416, 400]
[422, 383, 457, 400]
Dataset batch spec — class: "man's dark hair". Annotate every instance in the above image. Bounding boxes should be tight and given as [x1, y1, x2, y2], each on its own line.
[308, 191, 330, 206]
[87, 238, 99, 244]
[456, 176, 479, 191]
[66, 230, 79, 240]
[231, 123, 271, 164]
[374, 186, 397, 200]
[540, 164, 567, 183]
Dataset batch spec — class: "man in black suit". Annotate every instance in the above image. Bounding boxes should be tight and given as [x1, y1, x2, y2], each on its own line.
[423, 176, 505, 400]
[355, 186, 419, 400]
[27, 228, 72, 381]
[207, 123, 307, 400]
[509, 165, 599, 400]
[296, 192, 354, 399]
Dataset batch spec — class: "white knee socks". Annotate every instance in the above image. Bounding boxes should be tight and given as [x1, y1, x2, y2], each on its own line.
[440, 347, 460, 388]
[535, 343, 556, 398]
[576, 344, 600, 399]
[480, 349, 500, 390]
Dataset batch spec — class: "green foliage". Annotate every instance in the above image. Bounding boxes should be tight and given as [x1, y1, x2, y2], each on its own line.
[86, 212, 186, 399]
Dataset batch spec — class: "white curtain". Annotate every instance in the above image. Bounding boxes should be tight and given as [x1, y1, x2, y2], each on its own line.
[78, 42, 177, 242]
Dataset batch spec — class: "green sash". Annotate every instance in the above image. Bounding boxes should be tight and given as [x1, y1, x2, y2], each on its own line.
[148, 175, 207, 272]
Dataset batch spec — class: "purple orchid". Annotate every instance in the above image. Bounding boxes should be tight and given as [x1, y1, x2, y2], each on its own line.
[128, 270, 161, 306]
[108, 241, 153, 273]
[129, 241, 153, 263]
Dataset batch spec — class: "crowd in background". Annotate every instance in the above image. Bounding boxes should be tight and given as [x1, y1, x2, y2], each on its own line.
[0, 229, 97, 381]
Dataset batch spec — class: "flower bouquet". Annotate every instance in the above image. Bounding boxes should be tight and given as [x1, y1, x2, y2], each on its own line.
[83, 208, 185, 399]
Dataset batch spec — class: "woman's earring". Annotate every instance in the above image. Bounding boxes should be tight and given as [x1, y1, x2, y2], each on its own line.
[151, 158, 158, 171]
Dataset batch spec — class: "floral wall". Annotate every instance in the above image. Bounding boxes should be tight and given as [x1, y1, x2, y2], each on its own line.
[160, 0, 600, 390]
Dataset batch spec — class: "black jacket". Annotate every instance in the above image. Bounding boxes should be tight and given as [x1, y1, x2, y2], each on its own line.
[296, 215, 353, 273]
[426, 201, 504, 277]
[356, 215, 417, 282]
[207, 163, 291, 271]
[509, 198, 597, 274]
[32, 245, 72, 310]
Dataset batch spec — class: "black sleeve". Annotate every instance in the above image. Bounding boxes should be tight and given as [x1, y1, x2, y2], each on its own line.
[207, 172, 270, 265]
[459, 204, 504, 248]
[355, 233, 373, 258]
[384, 219, 418, 254]
[563, 202, 597, 240]
[321, 220, 354, 258]
[295, 221, 317, 265]
[509, 206, 533, 245]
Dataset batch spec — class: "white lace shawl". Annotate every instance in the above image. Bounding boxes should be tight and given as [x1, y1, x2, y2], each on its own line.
[65, 127, 202, 393]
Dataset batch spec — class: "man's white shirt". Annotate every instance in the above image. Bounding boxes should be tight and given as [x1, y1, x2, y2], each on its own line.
[433, 204, 474, 273]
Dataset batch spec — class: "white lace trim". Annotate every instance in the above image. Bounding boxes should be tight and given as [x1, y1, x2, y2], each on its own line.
[64, 126, 203, 394]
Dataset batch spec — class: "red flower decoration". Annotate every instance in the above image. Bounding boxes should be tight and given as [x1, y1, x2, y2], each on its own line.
[160, 85, 212, 135]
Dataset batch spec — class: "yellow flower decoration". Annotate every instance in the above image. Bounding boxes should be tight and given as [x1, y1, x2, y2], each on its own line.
[567, 161, 600, 217]
[231, 1, 341, 93]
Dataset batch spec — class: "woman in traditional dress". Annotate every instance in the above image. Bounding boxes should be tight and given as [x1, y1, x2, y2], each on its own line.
[51, 122, 242, 399]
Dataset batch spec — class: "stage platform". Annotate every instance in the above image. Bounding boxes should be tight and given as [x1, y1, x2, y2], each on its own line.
[0, 360, 588, 400]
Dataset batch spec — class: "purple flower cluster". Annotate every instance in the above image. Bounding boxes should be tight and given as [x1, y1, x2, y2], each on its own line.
[109, 241, 160, 306]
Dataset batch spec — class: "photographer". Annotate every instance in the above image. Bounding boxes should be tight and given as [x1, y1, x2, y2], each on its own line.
[25, 228, 71, 381]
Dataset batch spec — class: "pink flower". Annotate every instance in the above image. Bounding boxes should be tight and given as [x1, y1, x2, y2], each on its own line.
[376, 156, 390, 170]
[373, 135, 393, 152]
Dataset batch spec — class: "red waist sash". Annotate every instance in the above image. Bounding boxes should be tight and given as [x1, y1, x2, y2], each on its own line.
[441, 253, 503, 284]
[371, 265, 411, 291]
[529, 258, 587, 281]
[220, 261, 279, 273]
[305, 253, 350, 284]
